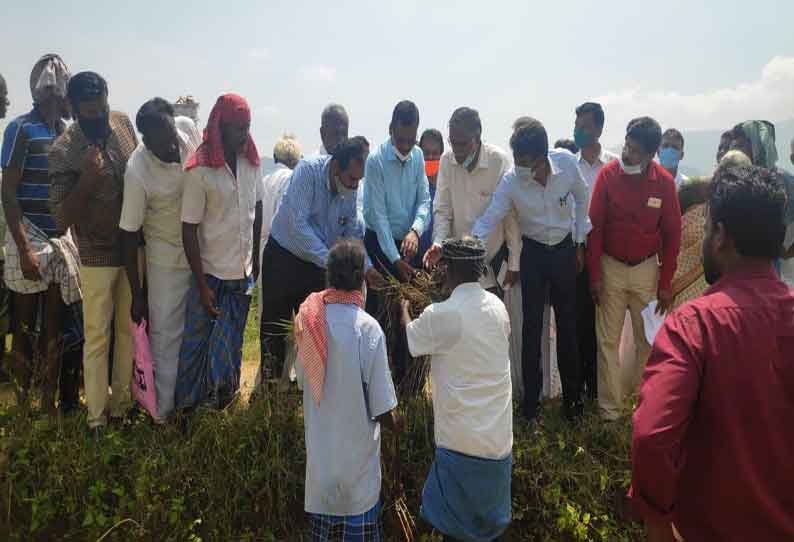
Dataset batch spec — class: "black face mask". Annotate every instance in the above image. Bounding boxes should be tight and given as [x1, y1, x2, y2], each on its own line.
[78, 112, 111, 146]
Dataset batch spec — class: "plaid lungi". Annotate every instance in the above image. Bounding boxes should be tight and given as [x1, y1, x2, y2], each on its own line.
[307, 500, 383, 542]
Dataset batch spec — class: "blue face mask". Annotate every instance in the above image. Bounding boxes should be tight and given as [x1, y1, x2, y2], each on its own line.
[574, 128, 595, 149]
[659, 147, 682, 170]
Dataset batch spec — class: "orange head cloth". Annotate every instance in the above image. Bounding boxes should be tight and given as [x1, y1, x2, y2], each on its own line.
[185, 93, 260, 170]
[425, 159, 440, 178]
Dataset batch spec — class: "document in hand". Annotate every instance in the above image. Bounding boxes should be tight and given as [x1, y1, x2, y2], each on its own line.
[640, 300, 665, 347]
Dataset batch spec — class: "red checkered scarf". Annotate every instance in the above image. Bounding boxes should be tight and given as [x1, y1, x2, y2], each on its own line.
[295, 288, 364, 406]
[185, 93, 260, 170]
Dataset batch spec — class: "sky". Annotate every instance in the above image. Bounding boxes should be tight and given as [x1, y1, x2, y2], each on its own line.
[2, 0, 794, 160]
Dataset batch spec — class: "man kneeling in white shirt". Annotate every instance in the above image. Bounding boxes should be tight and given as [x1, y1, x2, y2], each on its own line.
[402, 237, 512, 542]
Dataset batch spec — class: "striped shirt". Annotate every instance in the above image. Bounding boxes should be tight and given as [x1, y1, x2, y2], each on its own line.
[269, 155, 369, 269]
[1, 108, 65, 238]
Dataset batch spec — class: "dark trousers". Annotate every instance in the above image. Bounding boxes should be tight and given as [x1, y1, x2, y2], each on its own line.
[259, 238, 326, 378]
[520, 235, 582, 418]
[577, 263, 598, 401]
[363, 229, 422, 386]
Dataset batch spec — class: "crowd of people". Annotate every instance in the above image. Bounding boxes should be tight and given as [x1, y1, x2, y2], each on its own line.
[1, 54, 793, 542]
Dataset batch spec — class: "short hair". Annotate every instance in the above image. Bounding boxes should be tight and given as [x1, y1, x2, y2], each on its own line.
[575, 102, 605, 130]
[554, 138, 579, 154]
[135, 97, 174, 135]
[708, 165, 785, 259]
[419, 128, 444, 154]
[509, 118, 548, 159]
[512, 116, 533, 133]
[273, 134, 302, 165]
[626, 116, 662, 156]
[331, 136, 369, 170]
[389, 100, 419, 130]
[448, 107, 482, 139]
[0, 73, 6, 88]
[66, 71, 108, 110]
[662, 128, 685, 148]
[321, 103, 348, 127]
[326, 239, 366, 291]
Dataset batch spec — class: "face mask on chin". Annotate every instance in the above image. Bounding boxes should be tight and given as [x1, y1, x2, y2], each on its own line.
[619, 157, 643, 176]
[515, 165, 535, 182]
[334, 175, 356, 198]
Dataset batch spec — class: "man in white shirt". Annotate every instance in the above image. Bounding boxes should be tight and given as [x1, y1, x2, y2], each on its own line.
[473, 118, 589, 422]
[176, 93, 263, 410]
[424, 107, 521, 293]
[402, 237, 512, 542]
[317, 103, 348, 156]
[296, 240, 399, 539]
[120, 98, 201, 419]
[573, 102, 619, 402]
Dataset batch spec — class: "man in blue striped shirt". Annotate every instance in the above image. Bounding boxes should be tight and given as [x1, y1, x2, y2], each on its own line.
[260, 137, 384, 381]
[1, 54, 81, 415]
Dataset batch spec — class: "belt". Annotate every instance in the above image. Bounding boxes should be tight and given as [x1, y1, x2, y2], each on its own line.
[522, 234, 573, 252]
[610, 253, 657, 267]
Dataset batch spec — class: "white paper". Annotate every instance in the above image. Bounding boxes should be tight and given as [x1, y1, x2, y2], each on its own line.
[641, 300, 665, 346]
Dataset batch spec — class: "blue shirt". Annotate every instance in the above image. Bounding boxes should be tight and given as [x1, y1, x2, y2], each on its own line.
[269, 156, 369, 269]
[363, 139, 431, 263]
[298, 303, 398, 515]
[418, 182, 437, 259]
[1, 108, 64, 237]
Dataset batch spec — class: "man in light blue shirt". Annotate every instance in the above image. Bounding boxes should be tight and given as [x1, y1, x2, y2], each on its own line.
[363, 100, 431, 387]
[260, 137, 384, 381]
[473, 118, 589, 424]
[363, 100, 431, 284]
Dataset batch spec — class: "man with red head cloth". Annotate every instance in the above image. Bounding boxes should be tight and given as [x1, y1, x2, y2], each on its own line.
[175, 93, 264, 410]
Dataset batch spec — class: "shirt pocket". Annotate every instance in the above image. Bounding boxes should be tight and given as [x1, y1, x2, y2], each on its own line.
[557, 192, 573, 220]
[637, 195, 664, 231]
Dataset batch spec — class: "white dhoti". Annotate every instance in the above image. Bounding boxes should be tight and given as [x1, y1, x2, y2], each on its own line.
[147, 262, 191, 418]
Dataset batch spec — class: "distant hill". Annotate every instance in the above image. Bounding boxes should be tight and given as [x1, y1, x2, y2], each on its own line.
[609, 119, 794, 177]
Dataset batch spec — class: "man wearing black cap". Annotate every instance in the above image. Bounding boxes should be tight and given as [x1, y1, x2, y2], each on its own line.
[49, 71, 139, 432]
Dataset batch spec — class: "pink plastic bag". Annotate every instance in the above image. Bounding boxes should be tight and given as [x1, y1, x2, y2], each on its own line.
[130, 319, 158, 419]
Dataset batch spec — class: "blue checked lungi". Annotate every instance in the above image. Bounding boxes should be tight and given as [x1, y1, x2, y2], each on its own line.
[307, 500, 382, 542]
[421, 448, 512, 542]
[174, 274, 252, 410]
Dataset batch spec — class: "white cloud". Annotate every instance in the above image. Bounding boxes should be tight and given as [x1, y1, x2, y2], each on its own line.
[256, 105, 279, 117]
[596, 56, 794, 140]
[247, 48, 271, 63]
[299, 64, 337, 84]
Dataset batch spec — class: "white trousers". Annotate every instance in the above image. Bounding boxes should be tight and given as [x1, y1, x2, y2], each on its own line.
[147, 263, 191, 419]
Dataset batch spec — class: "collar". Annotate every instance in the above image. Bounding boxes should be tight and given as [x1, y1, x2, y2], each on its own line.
[450, 282, 483, 298]
[704, 262, 778, 294]
[547, 150, 562, 176]
[577, 146, 614, 166]
[324, 158, 334, 191]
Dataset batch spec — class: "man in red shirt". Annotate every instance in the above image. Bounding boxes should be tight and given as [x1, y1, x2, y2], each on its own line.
[588, 116, 681, 420]
[630, 164, 794, 542]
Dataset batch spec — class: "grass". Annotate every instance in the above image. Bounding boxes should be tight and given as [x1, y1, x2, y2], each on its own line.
[0, 290, 643, 541]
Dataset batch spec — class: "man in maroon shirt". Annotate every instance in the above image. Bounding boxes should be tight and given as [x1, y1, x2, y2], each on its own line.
[630, 164, 794, 542]
[588, 116, 681, 420]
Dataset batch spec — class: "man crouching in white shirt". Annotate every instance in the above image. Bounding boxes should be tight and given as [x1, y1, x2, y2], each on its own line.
[401, 237, 512, 542]
[120, 98, 201, 421]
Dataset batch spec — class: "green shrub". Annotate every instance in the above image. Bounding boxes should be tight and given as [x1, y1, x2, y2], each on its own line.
[0, 392, 640, 541]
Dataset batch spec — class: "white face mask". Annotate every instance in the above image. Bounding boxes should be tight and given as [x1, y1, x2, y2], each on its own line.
[335, 176, 356, 197]
[393, 144, 411, 163]
[619, 158, 643, 176]
[515, 165, 535, 182]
